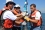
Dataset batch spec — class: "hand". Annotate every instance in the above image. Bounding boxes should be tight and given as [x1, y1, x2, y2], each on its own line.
[21, 12, 26, 16]
[24, 16, 31, 21]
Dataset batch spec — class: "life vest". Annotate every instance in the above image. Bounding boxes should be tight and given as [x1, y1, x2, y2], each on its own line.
[12, 10, 24, 26]
[0, 6, 12, 28]
[29, 10, 42, 27]
[3, 19, 13, 28]
[0, 10, 2, 15]
[2, 10, 15, 28]
[0, 10, 13, 28]
[0, 7, 10, 26]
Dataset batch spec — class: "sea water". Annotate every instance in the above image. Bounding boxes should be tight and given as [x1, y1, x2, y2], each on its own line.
[41, 13, 45, 30]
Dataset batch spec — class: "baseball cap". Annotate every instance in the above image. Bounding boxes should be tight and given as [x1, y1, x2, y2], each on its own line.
[14, 4, 20, 8]
[6, 1, 16, 6]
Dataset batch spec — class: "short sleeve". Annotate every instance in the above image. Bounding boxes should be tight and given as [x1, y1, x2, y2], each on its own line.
[35, 12, 41, 20]
[3, 11, 17, 20]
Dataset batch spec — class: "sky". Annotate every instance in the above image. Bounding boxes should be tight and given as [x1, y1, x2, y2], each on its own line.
[0, 0, 45, 13]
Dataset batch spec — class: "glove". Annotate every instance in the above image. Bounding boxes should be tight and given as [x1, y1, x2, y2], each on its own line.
[24, 16, 30, 21]
[21, 12, 26, 16]
[21, 21, 27, 25]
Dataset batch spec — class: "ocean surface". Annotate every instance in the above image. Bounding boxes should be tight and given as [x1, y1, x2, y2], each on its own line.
[41, 13, 45, 30]
[0, 13, 45, 30]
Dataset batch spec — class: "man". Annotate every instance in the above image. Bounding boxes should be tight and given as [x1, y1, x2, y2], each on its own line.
[0, 1, 16, 26]
[24, 4, 42, 30]
[12, 4, 26, 30]
[2, 9, 25, 30]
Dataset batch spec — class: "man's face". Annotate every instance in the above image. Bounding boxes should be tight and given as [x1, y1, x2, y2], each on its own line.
[16, 9, 20, 13]
[9, 4, 14, 10]
[30, 6, 35, 12]
[14, 8, 20, 13]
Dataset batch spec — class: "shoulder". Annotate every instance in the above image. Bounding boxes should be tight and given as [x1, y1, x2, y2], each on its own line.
[4, 10, 12, 14]
[36, 11, 40, 14]
[36, 11, 41, 17]
[36, 10, 41, 15]
[3, 10, 13, 16]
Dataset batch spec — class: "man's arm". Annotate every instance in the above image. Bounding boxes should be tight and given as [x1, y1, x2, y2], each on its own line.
[15, 15, 23, 21]
[29, 19, 38, 23]
[16, 14, 22, 17]
[24, 12, 41, 23]
[3, 11, 24, 21]
[30, 12, 41, 23]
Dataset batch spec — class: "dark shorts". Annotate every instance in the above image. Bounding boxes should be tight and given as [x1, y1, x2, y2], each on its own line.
[12, 26, 21, 30]
[3, 28, 12, 30]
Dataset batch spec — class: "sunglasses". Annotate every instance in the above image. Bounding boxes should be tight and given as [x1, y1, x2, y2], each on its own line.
[14, 7, 20, 9]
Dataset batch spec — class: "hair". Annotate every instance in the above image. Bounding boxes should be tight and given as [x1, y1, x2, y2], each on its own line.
[30, 4, 36, 8]
[6, 1, 16, 7]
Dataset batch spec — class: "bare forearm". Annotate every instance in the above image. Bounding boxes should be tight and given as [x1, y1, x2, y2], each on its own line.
[16, 16, 23, 21]
[30, 19, 38, 23]
[16, 14, 22, 17]
[24, 16, 38, 23]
